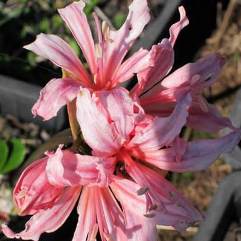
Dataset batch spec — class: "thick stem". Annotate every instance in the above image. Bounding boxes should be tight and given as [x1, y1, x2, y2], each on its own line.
[67, 99, 79, 143]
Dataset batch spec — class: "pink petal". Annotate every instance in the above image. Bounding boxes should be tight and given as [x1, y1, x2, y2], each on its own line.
[13, 158, 63, 216]
[130, 94, 191, 151]
[76, 88, 121, 155]
[137, 164, 203, 230]
[2, 187, 80, 241]
[97, 88, 144, 141]
[58, 1, 97, 74]
[32, 78, 80, 121]
[161, 53, 224, 89]
[121, 154, 202, 231]
[110, 177, 159, 241]
[133, 39, 174, 96]
[168, 6, 189, 47]
[144, 130, 241, 172]
[113, 48, 151, 84]
[188, 102, 234, 132]
[46, 146, 115, 187]
[94, 186, 127, 241]
[24, 34, 91, 85]
[72, 187, 97, 241]
[103, 0, 150, 84]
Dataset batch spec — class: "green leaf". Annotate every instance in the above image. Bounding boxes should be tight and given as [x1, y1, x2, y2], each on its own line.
[84, 0, 100, 16]
[113, 13, 126, 29]
[1, 139, 26, 174]
[0, 139, 9, 171]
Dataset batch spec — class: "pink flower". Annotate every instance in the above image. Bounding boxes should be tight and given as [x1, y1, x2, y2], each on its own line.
[2, 147, 160, 241]
[131, 21, 233, 132]
[76, 87, 241, 234]
[25, 0, 152, 121]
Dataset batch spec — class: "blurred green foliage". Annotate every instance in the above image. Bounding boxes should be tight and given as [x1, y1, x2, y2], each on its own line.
[0, 138, 26, 174]
[0, 0, 109, 86]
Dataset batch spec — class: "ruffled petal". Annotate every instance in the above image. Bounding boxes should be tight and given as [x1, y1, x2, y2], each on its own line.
[46, 146, 114, 187]
[13, 158, 63, 216]
[143, 130, 241, 172]
[58, 1, 97, 74]
[130, 94, 191, 151]
[113, 48, 151, 84]
[104, 0, 150, 84]
[32, 78, 80, 121]
[72, 187, 97, 241]
[94, 186, 127, 241]
[110, 177, 158, 241]
[161, 53, 224, 89]
[188, 102, 234, 132]
[133, 39, 174, 96]
[2, 187, 80, 241]
[168, 6, 189, 47]
[120, 154, 202, 231]
[24, 33, 91, 85]
[76, 88, 121, 155]
[97, 88, 144, 141]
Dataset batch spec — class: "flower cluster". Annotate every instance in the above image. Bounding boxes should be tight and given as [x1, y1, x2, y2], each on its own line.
[2, 1, 240, 241]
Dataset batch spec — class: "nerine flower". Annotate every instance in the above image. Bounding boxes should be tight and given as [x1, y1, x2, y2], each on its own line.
[2, 147, 152, 241]
[3, 0, 241, 240]
[25, 0, 152, 121]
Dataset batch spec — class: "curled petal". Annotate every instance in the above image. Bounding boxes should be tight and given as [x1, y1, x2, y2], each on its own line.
[161, 54, 225, 89]
[72, 187, 97, 241]
[76, 88, 121, 155]
[134, 39, 174, 96]
[97, 88, 144, 141]
[130, 94, 191, 151]
[144, 130, 241, 172]
[188, 103, 234, 132]
[13, 158, 62, 216]
[58, 1, 97, 74]
[104, 0, 150, 83]
[2, 187, 80, 241]
[95, 187, 127, 241]
[24, 34, 90, 85]
[46, 146, 114, 187]
[110, 177, 158, 241]
[32, 78, 80, 121]
[168, 6, 189, 47]
[113, 48, 152, 84]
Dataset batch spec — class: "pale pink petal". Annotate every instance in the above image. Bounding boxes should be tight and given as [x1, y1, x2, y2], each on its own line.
[97, 88, 144, 141]
[2, 187, 80, 241]
[137, 164, 203, 230]
[46, 146, 114, 187]
[58, 1, 97, 74]
[32, 78, 80, 121]
[94, 186, 127, 241]
[130, 94, 191, 151]
[188, 102, 234, 132]
[168, 6, 189, 47]
[72, 187, 97, 241]
[113, 48, 151, 84]
[110, 177, 159, 241]
[24, 34, 91, 85]
[133, 39, 174, 96]
[121, 155, 202, 231]
[144, 130, 241, 172]
[161, 53, 224, 89]
[76, 88, 121, 155]
[13, 158, 63, 216]
[103, 0, 150, 84]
